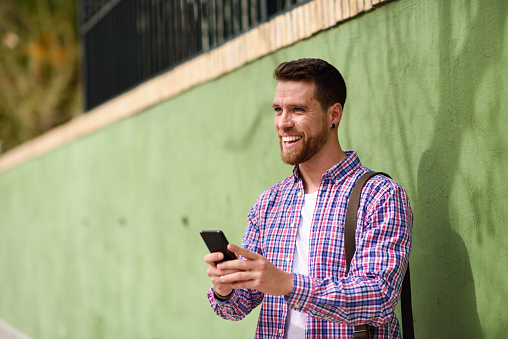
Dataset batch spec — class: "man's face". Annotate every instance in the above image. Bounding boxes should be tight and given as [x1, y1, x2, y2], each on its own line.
[272, 81, 330, 165]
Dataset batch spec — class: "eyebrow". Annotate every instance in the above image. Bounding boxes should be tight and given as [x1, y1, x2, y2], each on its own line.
[271, 103, 310, 109]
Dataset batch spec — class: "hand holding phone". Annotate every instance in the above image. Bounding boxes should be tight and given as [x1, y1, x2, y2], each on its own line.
[200, 230, 237, 263]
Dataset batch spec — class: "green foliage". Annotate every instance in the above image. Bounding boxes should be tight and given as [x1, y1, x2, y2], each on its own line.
[0, 0, 82, 153]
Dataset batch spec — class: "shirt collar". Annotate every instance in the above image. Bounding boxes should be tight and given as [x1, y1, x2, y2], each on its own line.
[291, 150, 361, 184]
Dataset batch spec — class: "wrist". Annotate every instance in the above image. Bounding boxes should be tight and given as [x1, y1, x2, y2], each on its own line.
[214, 289, 233, 301]
[284, 272, 294, 296]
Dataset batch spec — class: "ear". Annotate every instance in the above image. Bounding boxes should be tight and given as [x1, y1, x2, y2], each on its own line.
[328, 103, 343, 127]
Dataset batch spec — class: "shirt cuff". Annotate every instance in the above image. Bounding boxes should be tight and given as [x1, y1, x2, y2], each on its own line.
[209, 287, 239, 304]
[284, 273, 315, 311]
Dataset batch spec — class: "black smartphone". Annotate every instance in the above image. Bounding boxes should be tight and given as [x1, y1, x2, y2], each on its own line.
[200, 230, 237, 263]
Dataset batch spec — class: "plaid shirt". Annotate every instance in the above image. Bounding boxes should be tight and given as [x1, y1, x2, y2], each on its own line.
[208, 151, 413, 338]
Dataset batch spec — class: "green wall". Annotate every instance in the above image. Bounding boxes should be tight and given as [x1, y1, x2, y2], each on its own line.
[1, 0, 507, 338]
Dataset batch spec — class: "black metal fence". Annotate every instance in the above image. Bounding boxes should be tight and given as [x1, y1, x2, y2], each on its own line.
[80, 0, 309, 110]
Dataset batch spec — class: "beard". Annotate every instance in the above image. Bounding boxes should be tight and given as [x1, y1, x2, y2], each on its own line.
[279, 117, 329, 165]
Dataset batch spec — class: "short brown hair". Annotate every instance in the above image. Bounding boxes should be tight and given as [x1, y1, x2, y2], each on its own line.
[273, 58, 347, 112]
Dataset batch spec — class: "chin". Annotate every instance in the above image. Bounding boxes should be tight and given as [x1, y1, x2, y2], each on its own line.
[281, 157, 298, 166]
[281, 150, 312, 166]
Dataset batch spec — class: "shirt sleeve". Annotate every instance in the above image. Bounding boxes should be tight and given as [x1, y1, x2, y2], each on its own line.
[284, 179, 413, 326]
[207, 199, 266, 320]
[207, 286, 264, 321]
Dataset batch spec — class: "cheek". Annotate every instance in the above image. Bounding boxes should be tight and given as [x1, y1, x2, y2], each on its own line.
[274, 116, 281, 131]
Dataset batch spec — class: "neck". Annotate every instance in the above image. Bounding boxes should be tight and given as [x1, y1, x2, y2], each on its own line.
[298, 142, 347, 194]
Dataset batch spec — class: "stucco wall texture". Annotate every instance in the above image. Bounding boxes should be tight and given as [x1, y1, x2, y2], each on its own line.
[1, 0, 507, 338]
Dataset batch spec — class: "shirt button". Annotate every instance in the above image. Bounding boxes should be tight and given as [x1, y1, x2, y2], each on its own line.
[286, 257, 291, 262]
[279, 329, 283, 334]
[294, 303, 300, 309]
[297, 191, 302, 197]
[290, 223, 294, 228]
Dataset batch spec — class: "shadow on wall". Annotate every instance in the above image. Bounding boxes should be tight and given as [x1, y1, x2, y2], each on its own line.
[357, 0, 508, 337]
[416, 155, 482, 339]
[413, 1, 506, 337]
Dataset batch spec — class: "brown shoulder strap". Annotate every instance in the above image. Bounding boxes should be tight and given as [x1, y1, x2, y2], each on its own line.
[344, 171, 386, 274]
[401, 265, 414, 339]
[344, 171, 414, 339]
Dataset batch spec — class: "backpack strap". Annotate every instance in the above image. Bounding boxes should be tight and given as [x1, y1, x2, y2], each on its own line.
[344, 171, 414, 339]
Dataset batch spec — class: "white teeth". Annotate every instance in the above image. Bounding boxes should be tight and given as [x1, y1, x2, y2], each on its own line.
[282, 136, 302, 143]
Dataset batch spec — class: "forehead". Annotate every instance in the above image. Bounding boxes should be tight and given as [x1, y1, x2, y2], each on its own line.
[272, 81, 317, 105]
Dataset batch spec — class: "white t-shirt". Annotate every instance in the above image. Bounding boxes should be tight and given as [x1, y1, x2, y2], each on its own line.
[284, 192, 317, 338]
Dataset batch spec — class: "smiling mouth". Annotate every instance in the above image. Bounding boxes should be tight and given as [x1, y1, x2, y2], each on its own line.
[282, 136, 302, 145]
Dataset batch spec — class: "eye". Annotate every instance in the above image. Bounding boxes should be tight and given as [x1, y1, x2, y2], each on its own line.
[274, 107, 282, 115]
[294, 107, 304, 113]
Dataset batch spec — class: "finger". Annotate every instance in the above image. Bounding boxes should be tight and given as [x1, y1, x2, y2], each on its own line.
[228, 244, 260, 260]
[209, 275, 235, 295]
[217, 258, 252, 271]
[204, 252, 224, 266]
[220, 271, 255, 284]
[211, 267, 241, 277]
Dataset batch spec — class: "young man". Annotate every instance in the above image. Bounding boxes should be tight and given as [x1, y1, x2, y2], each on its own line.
[204, 58, 413, 338]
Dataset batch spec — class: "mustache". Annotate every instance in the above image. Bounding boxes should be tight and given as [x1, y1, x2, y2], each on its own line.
[278, 128, 302, 135]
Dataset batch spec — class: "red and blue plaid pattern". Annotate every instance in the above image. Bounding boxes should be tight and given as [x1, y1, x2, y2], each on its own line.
[208, 151, 413, 338]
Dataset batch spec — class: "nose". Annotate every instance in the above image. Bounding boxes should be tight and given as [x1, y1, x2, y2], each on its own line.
[275, 110, 294, 131]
